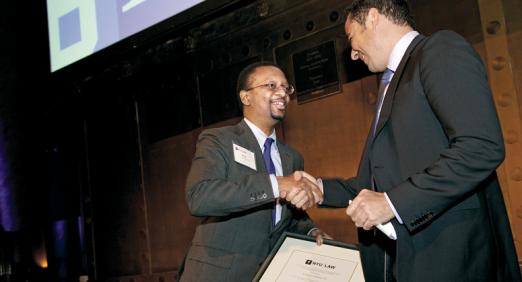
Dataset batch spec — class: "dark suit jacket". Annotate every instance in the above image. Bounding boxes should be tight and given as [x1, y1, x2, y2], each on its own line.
[322, 31, 521, 282]
[180, 120, 315, 282]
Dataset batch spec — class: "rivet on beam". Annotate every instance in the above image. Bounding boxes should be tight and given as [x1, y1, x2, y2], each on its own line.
[505, 129, 519, 144]
[510, 167, 522, 181]
[486, 20, 501, 35]
[497, 92, 512, 107]
[492, 56, 507, 71]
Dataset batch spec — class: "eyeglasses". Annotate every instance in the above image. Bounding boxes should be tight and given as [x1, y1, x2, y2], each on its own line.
[245, 82, 295, 95]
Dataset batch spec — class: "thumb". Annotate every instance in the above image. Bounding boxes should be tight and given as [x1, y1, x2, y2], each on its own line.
[293, 171, 303, 181]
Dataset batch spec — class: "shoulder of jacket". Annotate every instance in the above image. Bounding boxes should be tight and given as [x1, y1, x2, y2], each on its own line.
[198, 125, 237, 142]
[424, 30, 468, 47]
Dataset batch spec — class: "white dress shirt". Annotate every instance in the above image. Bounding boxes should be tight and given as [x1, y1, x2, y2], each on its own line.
[244, 118, 282, 224]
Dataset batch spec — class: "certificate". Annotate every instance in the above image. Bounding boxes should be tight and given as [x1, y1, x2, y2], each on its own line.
[253, 232, 365, 282]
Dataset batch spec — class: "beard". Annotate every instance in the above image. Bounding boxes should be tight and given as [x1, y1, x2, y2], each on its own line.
[271, 111, 285, 121]
[272, 114, 284, 121]
[269, 100, 286, 121]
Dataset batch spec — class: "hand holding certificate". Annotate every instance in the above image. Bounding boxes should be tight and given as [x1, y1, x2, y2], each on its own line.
[345, 190, 397, 240]
[349, 200, 397, 240]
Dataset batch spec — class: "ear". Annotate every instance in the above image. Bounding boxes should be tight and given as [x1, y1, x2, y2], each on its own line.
[239, 90, 251, 106]
[367, 8, 379, 29]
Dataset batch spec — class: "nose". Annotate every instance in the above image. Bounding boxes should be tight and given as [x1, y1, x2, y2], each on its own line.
[351, 49, 359, 60]
[273, 86, 288, 97]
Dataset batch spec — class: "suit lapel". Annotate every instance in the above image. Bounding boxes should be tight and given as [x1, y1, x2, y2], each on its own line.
[374, 35, 425, 139]
[277, 141, 293, 176]
[235, 120, 266, 173]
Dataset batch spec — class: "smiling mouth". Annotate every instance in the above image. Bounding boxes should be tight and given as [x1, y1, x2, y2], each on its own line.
[271, 99, 286, 111]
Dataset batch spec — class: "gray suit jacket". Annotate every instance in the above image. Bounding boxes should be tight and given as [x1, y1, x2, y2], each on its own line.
[180, 120, 315, 282]
[322, 31, 521, 281]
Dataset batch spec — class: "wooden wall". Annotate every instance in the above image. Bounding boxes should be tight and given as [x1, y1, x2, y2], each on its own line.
[478, 0, 522, 262]
[282, 76, 378, 242]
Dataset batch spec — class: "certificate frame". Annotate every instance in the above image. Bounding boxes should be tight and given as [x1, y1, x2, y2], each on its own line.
[253, 232, 365, 282]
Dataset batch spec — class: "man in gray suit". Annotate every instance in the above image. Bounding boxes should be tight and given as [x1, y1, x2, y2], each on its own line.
[315, 0, 521, 281]
[180, 62, 326, 281]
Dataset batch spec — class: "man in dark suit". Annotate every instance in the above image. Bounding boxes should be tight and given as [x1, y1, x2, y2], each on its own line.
[316, 0, 521, 281]
[180, 62, 326, 281]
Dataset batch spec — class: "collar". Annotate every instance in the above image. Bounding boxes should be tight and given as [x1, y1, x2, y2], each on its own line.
[388, 30, 420, 72]
[243, 118, 277, 151]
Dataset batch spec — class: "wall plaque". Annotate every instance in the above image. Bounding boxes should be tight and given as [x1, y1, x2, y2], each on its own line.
[291, 40, 340, 103]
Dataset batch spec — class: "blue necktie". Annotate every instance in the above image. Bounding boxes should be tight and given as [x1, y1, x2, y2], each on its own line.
[371, 68, 394, 137]
[263, 138, 277, 226]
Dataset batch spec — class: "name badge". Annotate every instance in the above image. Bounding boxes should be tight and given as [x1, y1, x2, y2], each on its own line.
[233, 143, 256, 171]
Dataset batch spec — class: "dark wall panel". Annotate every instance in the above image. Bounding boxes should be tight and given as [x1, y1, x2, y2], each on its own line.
[139, 58, 200, 144]
[82, 80, 149, 278]
[198, 59, 257, 125]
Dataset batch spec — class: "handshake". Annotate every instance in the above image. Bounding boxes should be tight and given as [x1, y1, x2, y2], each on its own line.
[276, 171, 322, 210]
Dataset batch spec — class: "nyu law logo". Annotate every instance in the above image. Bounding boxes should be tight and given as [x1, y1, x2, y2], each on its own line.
[304, 259, 336, 270]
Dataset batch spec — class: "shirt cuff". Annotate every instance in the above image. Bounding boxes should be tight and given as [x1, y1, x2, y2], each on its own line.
[384, 192, 403, 224]
[269, 174, 279, 198]
[317, 178, 324, 194]
[316, 178, 324, 205]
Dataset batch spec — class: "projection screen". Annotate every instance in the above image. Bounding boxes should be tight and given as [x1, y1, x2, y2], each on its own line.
[46, 0, 205, 72]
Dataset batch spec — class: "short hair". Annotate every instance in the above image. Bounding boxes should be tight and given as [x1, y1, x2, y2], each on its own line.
[345, 0, 415, 29]
[236, 61, 283, 110]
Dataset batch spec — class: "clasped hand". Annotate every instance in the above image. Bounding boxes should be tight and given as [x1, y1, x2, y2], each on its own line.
[277, 171, 323, 210]
[346, 189, 394, 230]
